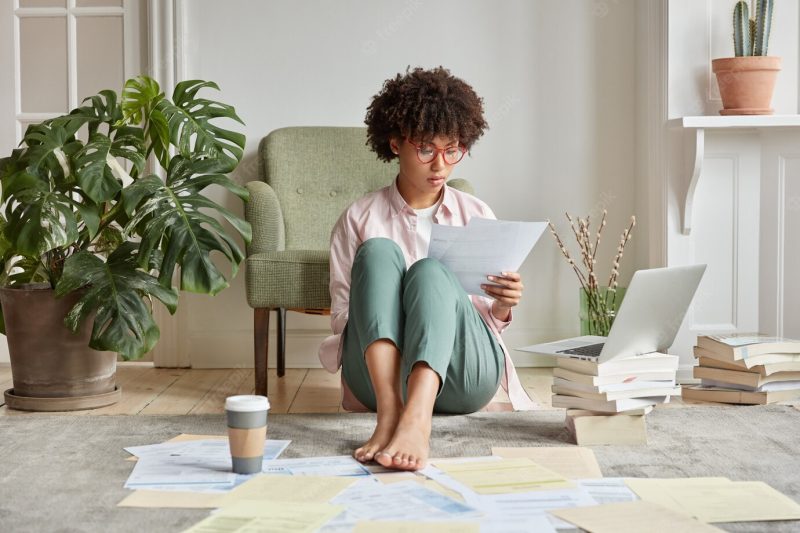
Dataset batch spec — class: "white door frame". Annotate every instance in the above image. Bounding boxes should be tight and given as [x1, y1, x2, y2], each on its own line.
[147, 0, 191, 367]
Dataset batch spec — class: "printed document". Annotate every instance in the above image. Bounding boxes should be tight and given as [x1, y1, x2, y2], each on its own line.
[262, 455, 371, 477]
[428, 218, 547, 295]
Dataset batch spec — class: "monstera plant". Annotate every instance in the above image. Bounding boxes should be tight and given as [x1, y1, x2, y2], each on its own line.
[0, 76, 250, 365]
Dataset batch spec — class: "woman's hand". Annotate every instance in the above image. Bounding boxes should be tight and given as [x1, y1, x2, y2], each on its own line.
[482, 272, 524, 321]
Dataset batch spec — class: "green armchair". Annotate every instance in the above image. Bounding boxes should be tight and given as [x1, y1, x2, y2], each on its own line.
[244, 127, 474, 396]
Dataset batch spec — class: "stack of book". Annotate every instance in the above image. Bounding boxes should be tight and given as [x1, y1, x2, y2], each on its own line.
[683, 334, 800, 405]
[551, 353, 681, 445]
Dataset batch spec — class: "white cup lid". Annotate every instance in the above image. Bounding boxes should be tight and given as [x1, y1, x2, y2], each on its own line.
[225, 395, 270, 412]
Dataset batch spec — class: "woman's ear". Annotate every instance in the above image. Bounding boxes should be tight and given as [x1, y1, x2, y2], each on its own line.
[389, 137, 400, 155]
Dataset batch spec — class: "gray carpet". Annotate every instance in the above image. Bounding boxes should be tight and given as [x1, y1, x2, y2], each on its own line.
[1, 406, 799, 533]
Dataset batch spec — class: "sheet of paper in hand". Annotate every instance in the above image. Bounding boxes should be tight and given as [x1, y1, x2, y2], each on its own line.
[428, 218, 547, 296]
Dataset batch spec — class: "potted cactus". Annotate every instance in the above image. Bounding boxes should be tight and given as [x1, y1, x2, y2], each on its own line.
[712, 0, 780, 115]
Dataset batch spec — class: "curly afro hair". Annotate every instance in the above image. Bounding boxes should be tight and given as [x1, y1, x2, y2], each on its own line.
[365, 66, 488, 162]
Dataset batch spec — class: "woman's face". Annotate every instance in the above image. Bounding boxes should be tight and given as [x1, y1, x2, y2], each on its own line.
[390, 135, 463, 206]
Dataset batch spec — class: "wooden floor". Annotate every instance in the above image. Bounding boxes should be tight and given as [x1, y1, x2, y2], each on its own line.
[0, 362, 795, 416]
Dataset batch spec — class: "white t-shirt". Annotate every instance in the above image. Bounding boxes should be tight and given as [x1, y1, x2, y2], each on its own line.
[413, 199, 442, 260]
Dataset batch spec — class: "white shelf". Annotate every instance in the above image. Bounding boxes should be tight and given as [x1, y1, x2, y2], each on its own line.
[671, 115, 800, 235]
[670, 114, 800, 129]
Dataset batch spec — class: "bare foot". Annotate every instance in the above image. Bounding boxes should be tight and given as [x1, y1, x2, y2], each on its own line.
[375, 412, 432, 471]
[354, 406, 401, 463]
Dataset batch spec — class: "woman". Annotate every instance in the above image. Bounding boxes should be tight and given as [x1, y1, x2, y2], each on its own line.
[319, 67, 538, 472]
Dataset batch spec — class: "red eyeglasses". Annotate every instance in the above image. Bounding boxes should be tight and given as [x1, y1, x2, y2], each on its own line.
[404, 138, 467, 165]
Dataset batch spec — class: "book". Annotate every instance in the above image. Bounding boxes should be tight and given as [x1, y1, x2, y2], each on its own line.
[693, 366, 800, 388]
[556, 353, 679, 377]
[553, 383, 681, 402]
[553, 377, 676, 394]
[566, 406, 654, 417]
[681, 385, 800, 405]
[552, 367, 677, 387]
[694, 345, 800, 369]
[697, 334, 800, 360]
[565, 409, 647, 445]
[551, 394, 670, 413]
[699, 378, 800, 393]
[696, 354, 800, 376]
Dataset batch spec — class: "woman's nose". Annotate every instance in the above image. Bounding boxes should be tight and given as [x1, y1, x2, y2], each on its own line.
[431, 152, 446, 170]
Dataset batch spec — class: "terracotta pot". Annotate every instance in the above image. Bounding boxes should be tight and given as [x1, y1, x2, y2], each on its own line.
[712, 56, 781, 115]
[0, 284, 117, 406]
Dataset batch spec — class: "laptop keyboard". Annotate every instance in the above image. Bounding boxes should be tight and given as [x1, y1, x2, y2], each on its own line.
[557, 342, 605, 358]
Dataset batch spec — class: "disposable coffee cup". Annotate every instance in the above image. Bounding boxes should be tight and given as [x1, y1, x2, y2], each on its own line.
[225, 395, 270, 474]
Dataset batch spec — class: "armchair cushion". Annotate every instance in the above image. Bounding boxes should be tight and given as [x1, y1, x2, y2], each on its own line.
[246, 250, 330, 309]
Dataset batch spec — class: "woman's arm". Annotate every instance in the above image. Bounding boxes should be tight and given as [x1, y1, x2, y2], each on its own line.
[329, 213, 358, 335]
[484, 271, 524, 322]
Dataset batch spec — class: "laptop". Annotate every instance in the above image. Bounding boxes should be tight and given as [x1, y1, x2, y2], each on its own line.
[519, 264, 707, 363]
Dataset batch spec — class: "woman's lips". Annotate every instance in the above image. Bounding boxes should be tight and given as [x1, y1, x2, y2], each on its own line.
[428, 176, 445, 185]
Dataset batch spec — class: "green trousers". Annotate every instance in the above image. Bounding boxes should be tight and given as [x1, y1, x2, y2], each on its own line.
[341, 238, 505, 415]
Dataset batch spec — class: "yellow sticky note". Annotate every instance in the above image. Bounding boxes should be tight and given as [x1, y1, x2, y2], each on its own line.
[434, 458, 573, 494]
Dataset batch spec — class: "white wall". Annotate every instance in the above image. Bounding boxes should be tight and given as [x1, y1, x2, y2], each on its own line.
[178, 0, 639, 368]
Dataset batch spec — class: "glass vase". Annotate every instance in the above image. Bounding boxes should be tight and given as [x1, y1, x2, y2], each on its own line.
[579, 286, 627, 337]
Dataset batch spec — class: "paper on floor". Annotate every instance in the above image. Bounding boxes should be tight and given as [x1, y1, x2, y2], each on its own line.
[182, 500, 344, 533]
[123, 439, 291, 490]
[262, 455, 371, 477]
[320, 478, 478, 531]
[550, 500, 723, 533]
[216, 474, 356, 507]
[353, 521, 480, 533]
[125, 439, 290, 462]
[433, 457, 573, 495]
[117, 490, 223, 509]
[577, 478, 638, 504]
[491, 446, 603, 479]
[625, 477, 800, 523]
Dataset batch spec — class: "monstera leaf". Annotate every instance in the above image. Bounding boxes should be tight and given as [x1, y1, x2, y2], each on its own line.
[3, 186, 79, 257]
[158, 80, 245, 172]
[121, 76, 169, 169]
[68, 89, 122, 136]
[122, 77, 245, 173]
[55, 242, 178, 360]
[122, 156, 250, 295]
[21, 121, 83, 184]
[72, 128, 145, 203]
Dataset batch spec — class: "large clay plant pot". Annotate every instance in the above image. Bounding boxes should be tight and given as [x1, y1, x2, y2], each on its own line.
[712, 56, 781, 115]
[1, 284, 120, 411]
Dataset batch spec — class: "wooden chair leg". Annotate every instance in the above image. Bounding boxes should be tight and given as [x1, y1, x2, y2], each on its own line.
[277, 307, 286, 378]
[254, 308, 270, 396]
